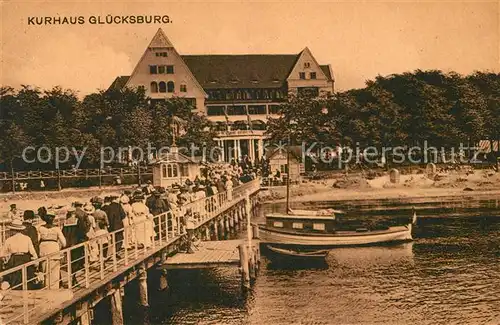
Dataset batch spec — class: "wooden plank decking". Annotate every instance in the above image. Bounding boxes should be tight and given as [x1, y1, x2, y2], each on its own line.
[163, 239, 258, 269]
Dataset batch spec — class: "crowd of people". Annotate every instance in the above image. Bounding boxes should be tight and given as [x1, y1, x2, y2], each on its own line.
[0, 162, 259, 291]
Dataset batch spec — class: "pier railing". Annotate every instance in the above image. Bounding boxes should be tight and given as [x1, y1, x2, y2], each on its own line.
[0, 166, 153, 181]
[0, 178, 260, 324]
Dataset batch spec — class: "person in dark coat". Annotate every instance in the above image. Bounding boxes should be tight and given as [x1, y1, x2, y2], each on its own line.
[106, 194, 126, 253]
[22, 210, 40, 256]
[74, 201, 91, 239]
[150, 190, 169, 238]
[63, 205, 88, 287]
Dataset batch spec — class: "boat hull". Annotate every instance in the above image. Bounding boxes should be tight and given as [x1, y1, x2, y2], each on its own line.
[265, 246, 329, 264]
[259, 224, 413, 247]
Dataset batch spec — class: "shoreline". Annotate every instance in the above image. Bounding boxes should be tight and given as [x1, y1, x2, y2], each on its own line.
[262, 186, 500, 204]
[260, 172, 500, 204]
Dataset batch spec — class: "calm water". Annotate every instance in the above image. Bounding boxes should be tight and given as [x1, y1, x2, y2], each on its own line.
[116, 198, 500, 325]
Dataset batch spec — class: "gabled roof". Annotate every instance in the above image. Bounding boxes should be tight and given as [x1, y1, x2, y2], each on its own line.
[265, 145, 303, 161]
[151, 150, 198, 165]
[181, 54, 299, 89]
[108, 76, 130, 91]
[148, 28, 174, 48]
[320, 65, 334, 81]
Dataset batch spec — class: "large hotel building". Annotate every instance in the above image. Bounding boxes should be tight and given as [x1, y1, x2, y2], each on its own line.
[110, 29, 335, 162]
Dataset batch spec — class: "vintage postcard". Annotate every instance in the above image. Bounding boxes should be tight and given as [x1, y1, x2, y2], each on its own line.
[0, 1, 499, 324]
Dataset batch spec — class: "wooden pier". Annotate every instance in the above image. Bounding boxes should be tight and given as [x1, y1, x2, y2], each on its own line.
[0, 179, 261, 325]
[163, 239, 259, 269]
[162, 239, 261, 289]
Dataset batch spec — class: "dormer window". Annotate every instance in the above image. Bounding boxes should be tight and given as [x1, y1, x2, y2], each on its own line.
[304, 62, 311, 68]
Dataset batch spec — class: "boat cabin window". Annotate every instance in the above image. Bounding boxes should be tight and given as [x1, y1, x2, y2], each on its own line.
[313, 223, 326, 231]
[273, 221, 284, 228]
[292, 222, 303, 229]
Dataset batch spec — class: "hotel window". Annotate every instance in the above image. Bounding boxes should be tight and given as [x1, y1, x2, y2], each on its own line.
[167, 81, 175, 93]
[166, 65, 174, 74]
[158, 65, 166, 74]
[292, 222, 303, 229]
[313, 223, 326, 231]
[248, 105, 266, 115]
[299, 72, 306, 80]
[180, 84, 187, 92]
[273, 221, 284, 228]
[280, 164, 288, 174]
[227, 105, 246, 115]
[150, 65, 158, 74]
[310, 72, 317, 79]
[304, 62, 310, 68]
[150, 82, 158, 93]
[158, 81, 166, 93]
[207, 106, 226, 116]
[268, 104, 281, 114]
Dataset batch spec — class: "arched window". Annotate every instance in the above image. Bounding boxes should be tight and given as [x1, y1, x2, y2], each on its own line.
[150, 82, 158, 93]
[165, 163, 179, 178]
[159, 81, 166, 93]
[167, 81, 175, 93]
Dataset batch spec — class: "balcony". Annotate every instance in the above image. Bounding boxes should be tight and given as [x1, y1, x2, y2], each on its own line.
[215, 129, 267, 137]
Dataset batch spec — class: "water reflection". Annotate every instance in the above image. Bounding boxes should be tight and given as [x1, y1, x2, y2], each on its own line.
[125, 197, 500, 325]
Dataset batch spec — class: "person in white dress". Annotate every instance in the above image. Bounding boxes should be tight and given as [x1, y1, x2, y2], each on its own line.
[131, 195, 154, 249]
[38, 211, 66, 289]
[82, 204, 99, 264]
[120, 195, 135, 249]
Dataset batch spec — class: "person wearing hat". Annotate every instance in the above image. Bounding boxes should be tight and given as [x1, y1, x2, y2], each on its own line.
[7, 204, 20, 222]
[92, 197, 109, 229]
[74, 201, 91, 239]
[195, 184, 207, 201]
[107, 194, 126, 253]
[120, 194, 134, 249]
[83, 203, 96, 229]
[131, 198, 153, 249]
[38, 211, 66, 289]
[183, 208, 196, 254]
[22, 210, 40, 257]
[1, 219, 38, 289]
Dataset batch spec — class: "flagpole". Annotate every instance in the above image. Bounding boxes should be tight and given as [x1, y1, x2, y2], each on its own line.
[286, 133, 291, 214]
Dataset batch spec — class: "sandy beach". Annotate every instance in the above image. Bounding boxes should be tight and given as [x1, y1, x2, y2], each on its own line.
[260, 169, 500, 203]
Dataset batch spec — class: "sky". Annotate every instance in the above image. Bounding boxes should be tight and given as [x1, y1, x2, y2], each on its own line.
[1, 0, 499, 96]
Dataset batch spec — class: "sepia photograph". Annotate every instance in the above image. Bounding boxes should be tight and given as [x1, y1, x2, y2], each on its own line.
[0, 0, 499, 324]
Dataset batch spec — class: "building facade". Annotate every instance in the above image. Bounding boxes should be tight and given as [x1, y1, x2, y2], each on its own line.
[110, 28, 335, 163]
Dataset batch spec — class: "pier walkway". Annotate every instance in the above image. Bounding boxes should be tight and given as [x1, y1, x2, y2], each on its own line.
[163, 239, 260, 269]
[0, 179, 261, 324]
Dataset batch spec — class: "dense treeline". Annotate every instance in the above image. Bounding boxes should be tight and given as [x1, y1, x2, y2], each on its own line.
[268, 70, 500, 159]
[0, 87, 216, 171]
[1, 69, 499, 172]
